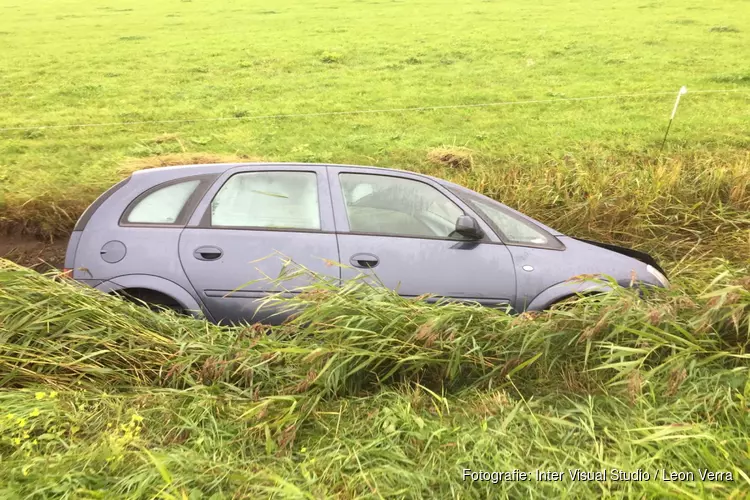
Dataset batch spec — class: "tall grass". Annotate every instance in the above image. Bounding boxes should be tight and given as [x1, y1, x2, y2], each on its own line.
[1, 259, 748, 498]
[439, 151, 750, 262]
[3, 152, 748, 268]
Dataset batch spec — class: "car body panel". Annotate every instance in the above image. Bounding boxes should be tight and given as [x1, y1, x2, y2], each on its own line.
[68, 165, 223, 283]
[327, 166, 517, 306]
[336, 234, 517, 306]
[177, 164, 340, 325]
[178, 230, 339, 324]
[510, 237, 656, 311]
[73, 225, 200, 302]
[73, 177, 132, 232]
[64, 230, 82, 270]
[570, 237, 667, 276]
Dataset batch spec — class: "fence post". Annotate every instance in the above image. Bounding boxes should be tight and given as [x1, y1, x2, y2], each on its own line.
[660, 86, 688, 151]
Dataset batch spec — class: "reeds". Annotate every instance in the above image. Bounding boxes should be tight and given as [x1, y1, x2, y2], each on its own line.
[0, 258, 748, 497]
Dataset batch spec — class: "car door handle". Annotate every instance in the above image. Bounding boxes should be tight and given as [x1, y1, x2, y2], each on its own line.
[350, 253, 379, 269]
[194, 246, 223, 261]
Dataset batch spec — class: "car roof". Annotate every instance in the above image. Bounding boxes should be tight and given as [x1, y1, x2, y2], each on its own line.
[130, 162, 447, 184]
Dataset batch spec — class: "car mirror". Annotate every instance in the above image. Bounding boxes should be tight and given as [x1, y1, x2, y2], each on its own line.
[455, 215, 485, 240]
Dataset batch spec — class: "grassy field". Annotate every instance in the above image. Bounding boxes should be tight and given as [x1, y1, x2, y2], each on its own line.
[0, 0, 749, 240]
[1, 0, 750, 497]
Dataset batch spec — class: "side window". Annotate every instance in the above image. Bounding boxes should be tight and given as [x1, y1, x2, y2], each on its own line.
[339, 173, 464, 238]
[458, 190, 552, 246]
[125, 179, 200, 224]
[211, 171, 320, 230]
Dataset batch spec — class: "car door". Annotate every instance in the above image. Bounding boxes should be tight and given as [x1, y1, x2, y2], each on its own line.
[443, 184, 571, 311]
[328, 167, 517, 307]
[179, 165, 340, 325]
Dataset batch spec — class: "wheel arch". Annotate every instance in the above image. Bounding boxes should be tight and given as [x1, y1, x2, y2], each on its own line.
[525, 280, 615, 311]
[525, 277, 657, 311]
[95, 274, 208, 319]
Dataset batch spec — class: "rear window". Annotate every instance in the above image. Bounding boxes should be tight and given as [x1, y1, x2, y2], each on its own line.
[123, 179, 201, 225]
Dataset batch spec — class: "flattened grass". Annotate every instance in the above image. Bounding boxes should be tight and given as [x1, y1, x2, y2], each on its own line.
[0, 259, 748, 497]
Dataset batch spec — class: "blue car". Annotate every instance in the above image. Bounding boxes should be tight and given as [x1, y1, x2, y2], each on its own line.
[64, 162, 669, 324]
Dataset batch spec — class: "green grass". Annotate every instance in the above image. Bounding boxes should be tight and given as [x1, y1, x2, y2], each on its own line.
[1, 0, 750, 497]
[0, 0, 749, 237]
[0, 259, 749, 498]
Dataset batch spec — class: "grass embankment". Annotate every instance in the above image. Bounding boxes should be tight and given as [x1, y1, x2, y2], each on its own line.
[0, 259, 748, 498]
[2, 151, 749, 269]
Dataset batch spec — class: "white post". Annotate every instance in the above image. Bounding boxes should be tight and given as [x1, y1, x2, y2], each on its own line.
[660, 86, 688, 151]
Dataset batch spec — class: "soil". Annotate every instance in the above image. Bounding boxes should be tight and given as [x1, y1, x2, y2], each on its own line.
[0, 234, 68, 271]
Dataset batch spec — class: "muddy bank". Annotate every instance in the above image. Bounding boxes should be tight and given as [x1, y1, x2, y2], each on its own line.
[0, 234, 68, 271]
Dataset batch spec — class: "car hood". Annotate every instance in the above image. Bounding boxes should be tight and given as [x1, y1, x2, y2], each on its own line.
[570, 237, 667, 277]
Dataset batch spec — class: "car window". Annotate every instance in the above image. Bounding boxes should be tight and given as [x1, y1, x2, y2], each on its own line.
[457, 191, 550, 245]
[339, 173, 464, 238]
[126, 179, 200, 224]
[211, 171, 320, 230]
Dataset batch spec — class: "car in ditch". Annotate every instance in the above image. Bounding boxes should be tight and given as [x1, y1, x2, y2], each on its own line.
[63, 162, 670, 324]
